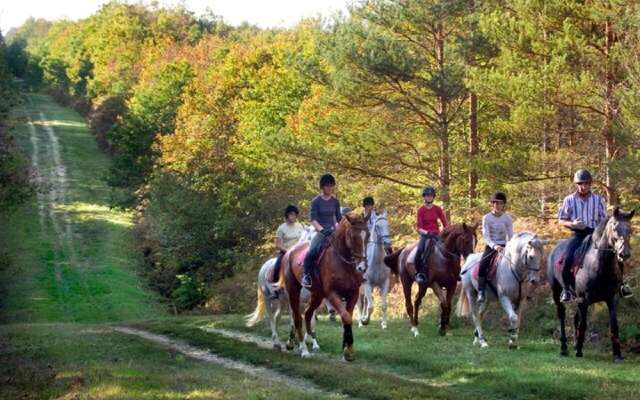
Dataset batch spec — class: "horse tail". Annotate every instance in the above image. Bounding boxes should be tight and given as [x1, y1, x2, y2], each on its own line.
[456, 289, 470, 318]
[275, 251, 289, 290]
[384, 247, 404, 275]
[246, 286, 266, 327]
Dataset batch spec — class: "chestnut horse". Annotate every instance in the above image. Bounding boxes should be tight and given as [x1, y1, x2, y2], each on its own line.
[277, 212, 368, 361]
[385, 223, 477, 337]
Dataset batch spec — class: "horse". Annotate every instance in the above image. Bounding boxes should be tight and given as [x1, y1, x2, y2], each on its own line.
[277, 212, 369, 361]
[385, 223, 477, 337]
[547, 207, 634, 362]
[456, 232, 546, 349]
[245, 225, 315, 350]
[357, 210, 394, 329]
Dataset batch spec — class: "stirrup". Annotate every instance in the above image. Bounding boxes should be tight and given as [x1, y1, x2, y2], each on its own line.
[415, 273, 426, 283]
[620, 284, 633, 299]
[560, 289, 574, 303]
[477, 290, 486, 304]
[301, 274, 312, 288]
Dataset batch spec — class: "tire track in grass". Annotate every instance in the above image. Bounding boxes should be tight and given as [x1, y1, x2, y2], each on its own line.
[201, 326, 452, 388]
[113, 326, 350, 399]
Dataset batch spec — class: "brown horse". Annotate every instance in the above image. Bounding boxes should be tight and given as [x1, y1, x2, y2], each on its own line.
[277, 212, 369, 361]
[385, 223, 477, 337]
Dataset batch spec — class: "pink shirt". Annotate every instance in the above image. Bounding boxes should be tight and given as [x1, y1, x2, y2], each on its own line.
[416, 205, 448, 234]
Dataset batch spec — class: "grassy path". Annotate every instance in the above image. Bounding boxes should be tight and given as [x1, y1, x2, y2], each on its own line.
[0, 93, 336, 399]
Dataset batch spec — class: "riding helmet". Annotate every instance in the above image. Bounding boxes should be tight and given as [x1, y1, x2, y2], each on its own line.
[362, 196, 375, 207]
[319, 174, 336, 188]
[491, 191, 507, 203]
[573, 169, 593, 184]
[422, 186, 436, 197]
[284, 204, 299, 218]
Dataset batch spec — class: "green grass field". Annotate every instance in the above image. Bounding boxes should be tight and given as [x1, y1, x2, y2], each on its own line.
[1, 93, 639, 399]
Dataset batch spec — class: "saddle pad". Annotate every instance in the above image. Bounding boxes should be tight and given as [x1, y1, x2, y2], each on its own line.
[554, 253, 582, 276]
[471, 254, 499, 282]
[295, 242, 330, 267]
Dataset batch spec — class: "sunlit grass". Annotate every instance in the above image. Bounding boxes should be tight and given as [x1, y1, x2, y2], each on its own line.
[56, 201, 133, 227]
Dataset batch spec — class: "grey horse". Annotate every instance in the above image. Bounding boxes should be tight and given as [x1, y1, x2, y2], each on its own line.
[357, 210, 394, 329]
[457, 232, 546, 349]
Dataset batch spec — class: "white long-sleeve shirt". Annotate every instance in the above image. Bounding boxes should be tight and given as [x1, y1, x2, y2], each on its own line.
[482, 212, 513, 249]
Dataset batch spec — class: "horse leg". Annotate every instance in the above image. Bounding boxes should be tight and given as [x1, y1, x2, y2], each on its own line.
[499, 294, 519, 349]
[326, 292, 356, 361]
[356, 286, 364, 327]
[469, 290, 488, 348]
[606, 297, 623, 363]
[575, 303, 588, 358]
[552, 283, 568, 356]
[401, 274, 415, 334]
[363, 283, 373, 326]
[411, 283, 428, 337]
[288, 286, 309, 358]
[380, 279, 390, 329]
[270, 299, 283, 350]
[439, 284, 455, 336]
[304, 292, 324, 353]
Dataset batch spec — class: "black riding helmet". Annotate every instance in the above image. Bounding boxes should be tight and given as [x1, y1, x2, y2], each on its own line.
[422, 186, 436, 197]
[573, 169, 592, 184]
[491, 191, 507, 203]
[362, 196, 375, 207]
[319, 174, 336, 189]
[284, 204, 299, 218]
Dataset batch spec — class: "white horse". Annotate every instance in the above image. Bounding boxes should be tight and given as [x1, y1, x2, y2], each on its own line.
[357, 210, 394, 329]
[457, 232, 546, 349]
[246, 225, 318, 350]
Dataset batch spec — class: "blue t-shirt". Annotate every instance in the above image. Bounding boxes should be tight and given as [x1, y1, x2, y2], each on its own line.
[310, 195, 341, 229]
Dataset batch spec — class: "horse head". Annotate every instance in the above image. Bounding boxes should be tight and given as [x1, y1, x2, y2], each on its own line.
[342, 212, 369, 273]
[521, 234, 546, 285]
[372, 209, 392, 249]
[452, 222, 478, 259]
[607, 207, 635, 263]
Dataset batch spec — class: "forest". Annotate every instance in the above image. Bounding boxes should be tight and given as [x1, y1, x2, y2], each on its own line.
[3, 0, 639, 310]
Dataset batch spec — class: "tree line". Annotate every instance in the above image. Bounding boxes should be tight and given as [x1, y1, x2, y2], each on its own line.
[5, 0, 639, 309]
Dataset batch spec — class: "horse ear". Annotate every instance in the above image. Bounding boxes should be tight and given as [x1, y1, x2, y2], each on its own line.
[613, 206, 620, 217]
[462, 222, 467, 230]
[630, 209, 636, 219]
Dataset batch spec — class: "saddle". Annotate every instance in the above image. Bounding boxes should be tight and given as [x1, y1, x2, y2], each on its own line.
[295, 237, 332, 268]
[471, 252, 500, 282]
[554, 235, 593, 276]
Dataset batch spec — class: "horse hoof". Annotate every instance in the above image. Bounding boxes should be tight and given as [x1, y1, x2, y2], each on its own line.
[301, 351, 311, 358]
[438, 328, 446, 337]
[509, 342, 519, 350]
[311, 344, 320, 353]
[480, 342, 489, 349]
[410, 327, 419, 337]
[273, 343, 282, 351]
[560, 348, 568, 357]
[381, 322, 387, 330]
[613, 356, 624, 364]
[473, 337, 479, 346]
[362, 318, 370, 326]
[286, 343, 295, 351]
[343, 346, 355, 362]
[576, 351, 583, 358]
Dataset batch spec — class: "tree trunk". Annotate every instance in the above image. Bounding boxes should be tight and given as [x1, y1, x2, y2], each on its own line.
[603, 18, 618, 205]
[435, 22, 450, 216]
[468, 91, 478, 208]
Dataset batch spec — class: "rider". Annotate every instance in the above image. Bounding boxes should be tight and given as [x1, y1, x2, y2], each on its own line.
[477, 191, 513, 304]
[415, 186, 448, 283]
[301, 174, 342, 288]
[270, 204, 304, 299]
[558, 169, 632, 302]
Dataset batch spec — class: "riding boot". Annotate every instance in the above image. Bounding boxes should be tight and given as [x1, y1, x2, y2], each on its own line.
[301, 256, 313, 288]
[476, 277, 487, 304]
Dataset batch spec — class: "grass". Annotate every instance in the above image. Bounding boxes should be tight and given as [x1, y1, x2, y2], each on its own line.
[138, 314, 640, 400]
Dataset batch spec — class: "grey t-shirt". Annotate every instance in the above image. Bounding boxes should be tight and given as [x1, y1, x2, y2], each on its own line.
[482, 212, 513, 249]
[310, 195, 341, 229]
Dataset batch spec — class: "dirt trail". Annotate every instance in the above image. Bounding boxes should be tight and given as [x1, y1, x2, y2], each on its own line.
[114, 327, 349, 399]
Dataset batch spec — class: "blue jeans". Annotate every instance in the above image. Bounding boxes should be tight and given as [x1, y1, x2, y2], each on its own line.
[562, 228, 594, 290]
[303, 233, 327, 276]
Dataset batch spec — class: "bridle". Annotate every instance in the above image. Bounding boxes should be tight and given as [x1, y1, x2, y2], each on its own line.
[368, 215, 391, 246]
[331, 224, 368, 266]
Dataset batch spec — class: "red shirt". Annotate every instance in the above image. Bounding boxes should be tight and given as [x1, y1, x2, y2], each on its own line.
[416, 204, 448, 234]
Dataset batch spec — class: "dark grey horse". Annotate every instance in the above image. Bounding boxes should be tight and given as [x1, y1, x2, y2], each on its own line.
[547, 207, 634, 362]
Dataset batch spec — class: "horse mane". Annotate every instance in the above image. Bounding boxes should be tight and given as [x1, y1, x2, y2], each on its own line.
[591, 216, 610, 245]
